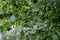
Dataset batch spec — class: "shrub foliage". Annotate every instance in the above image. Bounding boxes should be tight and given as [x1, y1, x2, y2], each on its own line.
[0, 0, 60, 40]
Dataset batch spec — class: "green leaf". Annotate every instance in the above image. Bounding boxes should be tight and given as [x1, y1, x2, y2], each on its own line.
[16, 25, 23, 33]
[20, 13, 25, 19]
[28, 35, 34, 40]
[36, 22, 47, 28]
[57, 31, 60, 36]
[52, 34, 58, 40]
[35, 35, 40, 40]
[0, 7, 3, 15]
[10, 15, 16, 22]
[0, 22, 3, 27]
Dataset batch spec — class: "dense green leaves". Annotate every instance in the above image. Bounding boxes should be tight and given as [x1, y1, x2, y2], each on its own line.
[0, 0, 60, 40]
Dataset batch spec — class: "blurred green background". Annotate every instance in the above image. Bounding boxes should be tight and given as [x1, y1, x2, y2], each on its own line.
[0, 0, 60, 40]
